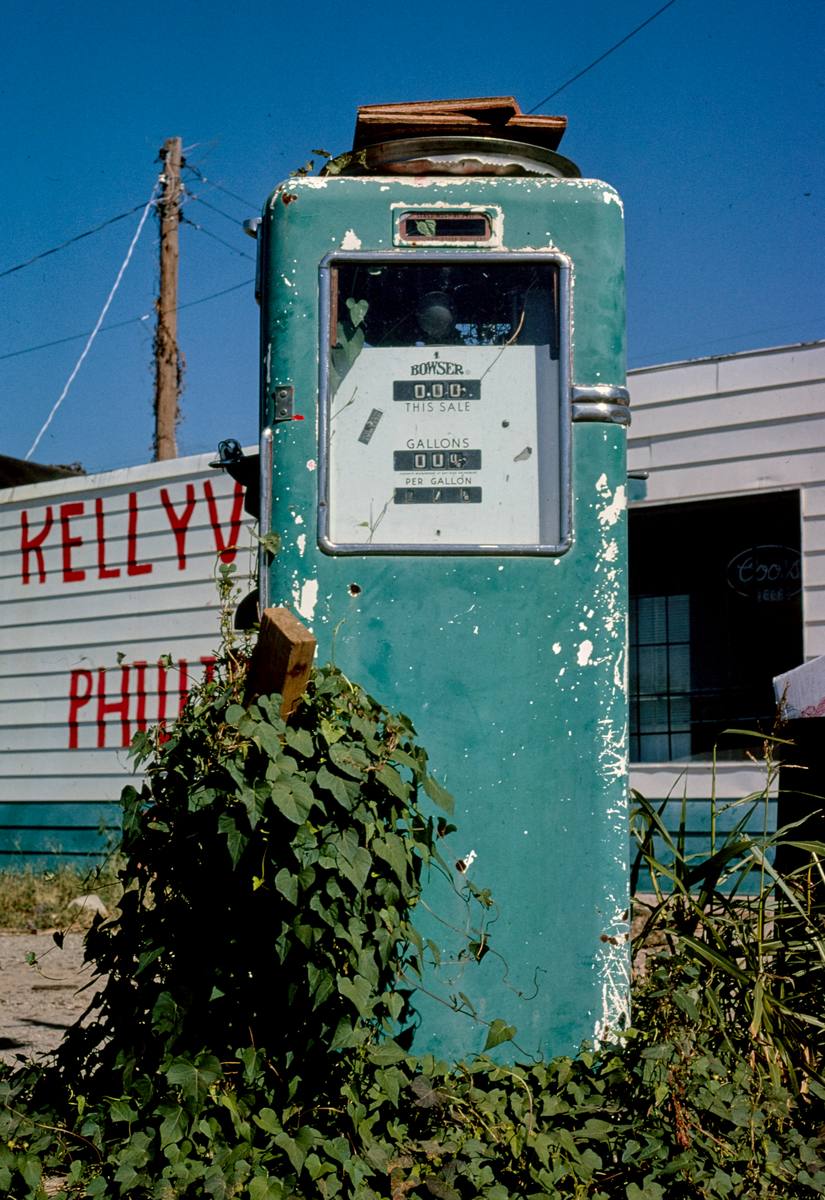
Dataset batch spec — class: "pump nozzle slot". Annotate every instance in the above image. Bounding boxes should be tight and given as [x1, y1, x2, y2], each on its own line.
[210, 438, 260, 518]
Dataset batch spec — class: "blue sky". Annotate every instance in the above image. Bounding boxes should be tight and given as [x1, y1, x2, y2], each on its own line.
[1, 0, 822, 473]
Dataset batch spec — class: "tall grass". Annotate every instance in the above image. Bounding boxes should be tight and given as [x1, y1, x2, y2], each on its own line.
[631, 730, 825, 1099]
[0, 859, 122, 931]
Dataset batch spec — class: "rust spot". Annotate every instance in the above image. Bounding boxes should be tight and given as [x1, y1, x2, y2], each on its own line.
[281, 192, 298, 206]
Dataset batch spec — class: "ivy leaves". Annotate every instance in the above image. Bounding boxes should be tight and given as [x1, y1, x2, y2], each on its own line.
[3, 656, 825, 1198]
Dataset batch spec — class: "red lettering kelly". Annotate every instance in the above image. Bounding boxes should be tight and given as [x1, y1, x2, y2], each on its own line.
[161, 483, 197, 570]
[59, 501, 86, 583]
[95, 497, 120, 579]
[203, 479, 244, 563]
[127, 491, 152, 577]
[20, 506, 54, 584]
[68, 668, 93, 749]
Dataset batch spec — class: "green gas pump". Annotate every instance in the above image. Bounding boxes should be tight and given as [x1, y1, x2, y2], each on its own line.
[254, 100, 629, 1061]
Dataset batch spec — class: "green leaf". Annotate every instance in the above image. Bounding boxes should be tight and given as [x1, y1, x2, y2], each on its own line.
[218, 812, 247, 866]
[329, 741, 370, 777]
[159, 1106, 188, 1148]
[316, 764, 351, 808]
[270, 781, 313, 825]
[254, 1108, 283, 1136]
[346, 297, 369, 326]
[286, 726, 314, 756]
[255, 721, 283, 759]
[376, 763, 408, 801]
[368, 1040, 409, 1066]
[249, 1177, 285, 1200]
[109, 1098, 138, 1123]
[337, 973, 374, 1016]
[275, 868, 298, 905]
[372, 834, 410, 883]
[338, 844, 372, 891]
[165, 1055, 222, 1101]
[320, 717, 345, 746]
[424, 773, 454, 813]
[483, 1019, 517, 1051]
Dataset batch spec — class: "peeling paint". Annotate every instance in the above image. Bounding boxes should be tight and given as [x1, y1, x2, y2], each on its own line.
[296, 533, 306, 557]
[293, 577, 319, 622]
[593, 900, 631, 1046]
[596, 476, 626, 529]
[577, 639, 594, 667]
[552, 642, 561, 654]
[340, 229, 362, 250]
[306, 459, 317, 472]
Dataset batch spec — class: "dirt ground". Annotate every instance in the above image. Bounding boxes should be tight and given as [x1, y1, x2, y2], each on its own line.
[0, 932, 100, 1067]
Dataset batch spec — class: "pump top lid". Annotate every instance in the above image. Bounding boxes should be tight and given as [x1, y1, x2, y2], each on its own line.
[323, 97, 578, 179]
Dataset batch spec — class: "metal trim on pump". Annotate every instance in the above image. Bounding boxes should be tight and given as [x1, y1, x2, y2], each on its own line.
[571, 385, 631, 426]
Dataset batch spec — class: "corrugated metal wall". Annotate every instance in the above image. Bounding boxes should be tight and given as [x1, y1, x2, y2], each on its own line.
[627, 341, 825, 870]
[0, 453, 254, 864]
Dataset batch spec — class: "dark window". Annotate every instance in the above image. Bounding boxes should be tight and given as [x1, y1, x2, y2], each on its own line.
[331, 261, 559, 352]
[399, 212, 492, 242]
[629, 491, 802, 761]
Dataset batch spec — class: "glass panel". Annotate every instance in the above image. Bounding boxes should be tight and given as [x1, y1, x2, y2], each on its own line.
[639, 733, 671, 761]
[637, 646, 669, 694]
[635, 596, 667, 645]
[325, 260, 562, 549]
[668, 644, 690, 691]
[400, 213, 492, 241]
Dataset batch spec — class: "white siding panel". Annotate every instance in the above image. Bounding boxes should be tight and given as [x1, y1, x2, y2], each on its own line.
[630, 362, 720, 406]
[630, 764, 771, 801]
[627, 383, 823, 442]
[630, 344, 825, 408]
[634, 415, 825, 472]
[716, 347, 825, 393]
[0, 632, 226, 680]
[803, 486, 825, 519]
[0, 453, 255, 839]
[635, 454, 825, 503]
[801, 552, 825, 589]
[802, 514, 825, 554]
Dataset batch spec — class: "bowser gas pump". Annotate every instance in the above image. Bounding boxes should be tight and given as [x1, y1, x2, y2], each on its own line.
[249, 99, 630, 1061]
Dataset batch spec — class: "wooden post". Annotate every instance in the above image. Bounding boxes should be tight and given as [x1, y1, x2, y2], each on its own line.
[245, 607, 317, 718]
[154, 136, 182, 461]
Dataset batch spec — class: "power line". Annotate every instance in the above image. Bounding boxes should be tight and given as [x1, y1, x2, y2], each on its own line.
[631, 317, 825, 366]
[181, 214, 256, 261]
[0, 202, 152, 281]
[184, 163, 257, 209]
[26, 187, 159, 460]
[527, 0, 680, 111]
[187, 192, 247, 228]
[0, 279, 254, 363]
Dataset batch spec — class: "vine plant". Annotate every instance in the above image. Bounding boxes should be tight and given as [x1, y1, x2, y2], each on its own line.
[1, 603, 824, 1196]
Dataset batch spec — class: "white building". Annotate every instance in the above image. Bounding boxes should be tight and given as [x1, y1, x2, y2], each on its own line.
[2, 340, 822, 866]
[627, 339, 825, 849]
[0, 452, 255, 864]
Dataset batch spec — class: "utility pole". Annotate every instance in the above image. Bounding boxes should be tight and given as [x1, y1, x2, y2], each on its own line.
[154, 136, 182, 460]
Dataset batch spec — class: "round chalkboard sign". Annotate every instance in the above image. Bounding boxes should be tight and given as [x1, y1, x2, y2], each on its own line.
[726, 544, 801, 603]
